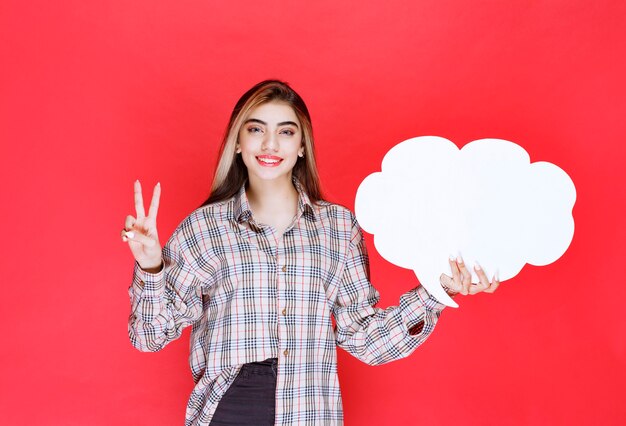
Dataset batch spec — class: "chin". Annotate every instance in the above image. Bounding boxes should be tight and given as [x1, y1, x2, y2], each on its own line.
[253, 172, 292, 182]
[246, 161, 297, 183]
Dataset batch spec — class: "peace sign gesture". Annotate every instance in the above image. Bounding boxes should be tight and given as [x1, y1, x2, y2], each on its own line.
[121, 180, 163, 272]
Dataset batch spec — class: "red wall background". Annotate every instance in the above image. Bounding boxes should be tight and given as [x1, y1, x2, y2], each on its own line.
[1, 1, 625, 425]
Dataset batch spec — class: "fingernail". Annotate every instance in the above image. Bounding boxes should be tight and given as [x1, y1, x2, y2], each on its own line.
[449, 255, 456, 261]
[474, 262, 481, 270]
[125, 231, 135, 239]
[157, 182, 160, 186]
[456, 256, 463, 263]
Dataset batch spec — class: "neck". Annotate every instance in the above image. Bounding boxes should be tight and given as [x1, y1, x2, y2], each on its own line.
[246, 174, 298, 214]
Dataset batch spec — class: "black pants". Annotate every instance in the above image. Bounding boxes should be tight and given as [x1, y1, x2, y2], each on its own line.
[209, 358, 278, 426]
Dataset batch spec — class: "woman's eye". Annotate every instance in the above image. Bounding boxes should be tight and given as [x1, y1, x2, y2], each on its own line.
[280, 129, 295, 136]
[247, 126, 262, 133]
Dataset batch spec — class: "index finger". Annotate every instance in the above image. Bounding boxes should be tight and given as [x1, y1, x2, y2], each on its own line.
[134, 180, 146, 219]
[448, 256, 464, 294]
[148, 182, 161, 219]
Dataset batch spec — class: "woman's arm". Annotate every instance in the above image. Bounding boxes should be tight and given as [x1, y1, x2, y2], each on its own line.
[122, 180, 204, 352]
[128, 229, 204, 352]
[332, 216, 446, 366]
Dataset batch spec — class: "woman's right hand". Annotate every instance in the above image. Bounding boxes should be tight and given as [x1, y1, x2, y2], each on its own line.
[121, 180, 163, 272]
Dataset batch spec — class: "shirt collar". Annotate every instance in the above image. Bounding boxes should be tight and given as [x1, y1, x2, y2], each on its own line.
[233, 176, 317, 224]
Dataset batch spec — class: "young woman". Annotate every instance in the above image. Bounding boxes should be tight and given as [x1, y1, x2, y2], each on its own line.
[122, 80, 500, 426]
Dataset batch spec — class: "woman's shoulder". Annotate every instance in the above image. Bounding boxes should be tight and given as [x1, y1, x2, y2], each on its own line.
[313, 199, 358, 224]
[187, 198, 234, 224]
[171, 198, 233, 235]
[163, 198, 234, 253]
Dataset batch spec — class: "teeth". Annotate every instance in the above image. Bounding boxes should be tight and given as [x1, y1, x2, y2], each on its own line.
[258, 157, 280, 164]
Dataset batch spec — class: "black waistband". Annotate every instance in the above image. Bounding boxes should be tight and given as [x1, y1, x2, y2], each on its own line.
[242, 358, 278, 376]
[248, 357, 278, 366]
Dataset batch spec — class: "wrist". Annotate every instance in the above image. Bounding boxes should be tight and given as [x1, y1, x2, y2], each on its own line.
[140, 262, 163, 274]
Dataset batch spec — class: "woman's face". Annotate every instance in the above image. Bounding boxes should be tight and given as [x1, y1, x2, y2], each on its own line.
[236, 101, 304, 185]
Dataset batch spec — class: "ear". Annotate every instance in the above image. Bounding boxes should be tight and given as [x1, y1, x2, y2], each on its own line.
[236, 145, 241, 154]
[298, 147, 305, 157]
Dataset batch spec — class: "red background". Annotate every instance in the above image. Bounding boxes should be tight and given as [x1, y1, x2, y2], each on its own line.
[1, 1, 625, 425]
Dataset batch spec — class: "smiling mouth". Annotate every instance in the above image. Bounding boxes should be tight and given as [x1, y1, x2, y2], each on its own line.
[256, 156, 283, 167]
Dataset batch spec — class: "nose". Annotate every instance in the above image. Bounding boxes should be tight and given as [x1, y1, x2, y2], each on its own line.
[262, 132, 278, 151]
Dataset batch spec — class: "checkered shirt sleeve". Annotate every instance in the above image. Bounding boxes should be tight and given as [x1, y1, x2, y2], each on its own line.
[333, 214, 446, 366]
[128, 230, 204, 352]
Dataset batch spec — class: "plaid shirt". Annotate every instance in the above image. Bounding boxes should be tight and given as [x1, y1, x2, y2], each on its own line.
[128, 179, 446, 425]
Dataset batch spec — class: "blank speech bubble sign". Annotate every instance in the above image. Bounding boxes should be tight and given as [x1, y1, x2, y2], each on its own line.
[355, 136, 576, 308]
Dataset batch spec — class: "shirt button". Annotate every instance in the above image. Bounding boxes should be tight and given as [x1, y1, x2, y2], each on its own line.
[282, 308, 287, 316]
[283, 349, 289, 356]
[281, 265, 287, 272]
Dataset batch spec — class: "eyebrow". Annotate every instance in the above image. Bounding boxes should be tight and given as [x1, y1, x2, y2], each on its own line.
[244, 118, 299, 128]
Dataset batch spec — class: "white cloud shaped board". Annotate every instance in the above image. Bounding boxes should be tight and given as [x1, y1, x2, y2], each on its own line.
[355, 136, 576, 308]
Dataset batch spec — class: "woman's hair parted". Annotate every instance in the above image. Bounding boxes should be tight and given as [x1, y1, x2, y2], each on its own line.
[200, 80, 322, 207]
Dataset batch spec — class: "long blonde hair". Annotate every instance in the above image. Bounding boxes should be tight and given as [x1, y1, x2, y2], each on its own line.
[200, 80, 322, 207]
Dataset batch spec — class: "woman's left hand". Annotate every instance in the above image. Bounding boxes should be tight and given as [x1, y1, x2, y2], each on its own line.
[439, 256, 500, 297]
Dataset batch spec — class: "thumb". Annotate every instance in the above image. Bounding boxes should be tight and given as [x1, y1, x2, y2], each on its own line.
[439, 273, 454, 287]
